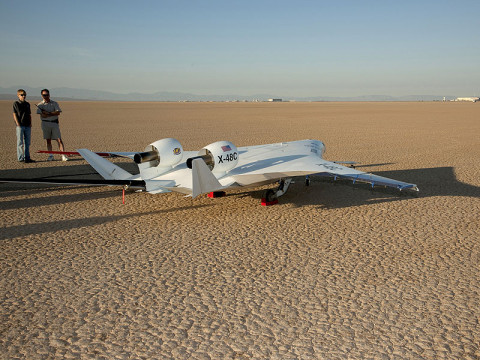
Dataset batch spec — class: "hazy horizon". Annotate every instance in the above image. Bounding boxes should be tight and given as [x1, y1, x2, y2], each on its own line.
[1, 1, 479, 97]
[0, 85, 461, 102]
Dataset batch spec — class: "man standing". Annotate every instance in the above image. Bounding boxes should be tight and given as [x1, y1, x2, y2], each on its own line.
[36, 89, 68, 161]
[13, 89, 34, 163]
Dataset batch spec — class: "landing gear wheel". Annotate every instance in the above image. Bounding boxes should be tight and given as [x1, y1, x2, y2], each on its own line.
[263, 189, 276, 203]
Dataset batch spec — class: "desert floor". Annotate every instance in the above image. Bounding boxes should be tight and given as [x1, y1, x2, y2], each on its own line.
[1, 100, 479, 359]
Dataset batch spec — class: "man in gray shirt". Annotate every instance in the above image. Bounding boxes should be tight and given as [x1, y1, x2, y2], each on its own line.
[36, 89, 68, 161]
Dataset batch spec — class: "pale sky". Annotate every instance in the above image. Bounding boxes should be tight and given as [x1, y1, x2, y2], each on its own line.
[1, 0, 479, 97]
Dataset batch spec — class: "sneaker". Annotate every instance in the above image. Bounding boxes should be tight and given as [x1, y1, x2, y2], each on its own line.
[47, 154, 54, 161]
[62, 155, 69, 162]
[25, 158, 36, 163]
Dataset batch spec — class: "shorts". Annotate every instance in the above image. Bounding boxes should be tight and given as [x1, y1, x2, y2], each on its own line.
[41, 121, 62, 140]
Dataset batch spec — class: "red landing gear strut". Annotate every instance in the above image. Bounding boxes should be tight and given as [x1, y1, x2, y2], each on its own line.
[208, 191, 226, 198]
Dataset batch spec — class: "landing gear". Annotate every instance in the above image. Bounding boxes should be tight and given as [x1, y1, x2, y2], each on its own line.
[261, 189, 279, 206]
[305, 175, 311, 186]
[261, 178, 293, 206]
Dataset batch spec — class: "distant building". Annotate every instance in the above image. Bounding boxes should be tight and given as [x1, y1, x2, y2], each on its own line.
[455, 97, 479, 102]
[268, 98, 282, 102]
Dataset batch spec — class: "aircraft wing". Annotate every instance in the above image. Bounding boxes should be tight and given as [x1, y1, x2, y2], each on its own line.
[37, 150, 138, 159]
[0, 177, 145, 188]
[308, 159, 419, 191]
[228, 141, 418, 191]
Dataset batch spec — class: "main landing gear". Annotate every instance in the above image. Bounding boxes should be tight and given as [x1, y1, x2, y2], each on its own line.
[305, 175, 311, 187]
[261, 178, 293, 206]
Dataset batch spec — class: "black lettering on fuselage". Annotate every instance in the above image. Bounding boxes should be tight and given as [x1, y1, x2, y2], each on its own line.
[217, 152, 238, 165]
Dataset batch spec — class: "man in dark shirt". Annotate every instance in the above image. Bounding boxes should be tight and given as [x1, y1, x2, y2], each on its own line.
[13, 89, 34, 163]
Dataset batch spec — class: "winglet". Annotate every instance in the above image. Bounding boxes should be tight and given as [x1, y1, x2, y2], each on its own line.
[192, 158, 222, 198]
[77, 149, 133, 180]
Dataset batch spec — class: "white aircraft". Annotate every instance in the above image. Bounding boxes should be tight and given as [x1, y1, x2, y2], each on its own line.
[1, 139, 418, 205]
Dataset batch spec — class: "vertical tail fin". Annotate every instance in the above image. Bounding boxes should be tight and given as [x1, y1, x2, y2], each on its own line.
[77, 149, 134, 180]
[191, 158, 223, 198]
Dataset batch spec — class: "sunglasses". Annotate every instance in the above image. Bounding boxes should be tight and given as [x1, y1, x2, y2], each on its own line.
[19, 94, 26, 96]
[42, 93, 50, 97]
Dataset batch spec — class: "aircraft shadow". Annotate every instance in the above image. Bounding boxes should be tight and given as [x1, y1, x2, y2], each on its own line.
[231, 155, 305, 174]
[0, 189, 119, 210]
[0, 204, 212, 241]
[283, 166, 479, 209]
[0, 157, 217, 241]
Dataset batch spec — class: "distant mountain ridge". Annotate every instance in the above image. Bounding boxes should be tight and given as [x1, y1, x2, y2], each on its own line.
[0, 86, 454, 102]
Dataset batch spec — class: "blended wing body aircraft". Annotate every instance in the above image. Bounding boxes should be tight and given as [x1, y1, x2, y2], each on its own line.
[1, 139, 418, 205]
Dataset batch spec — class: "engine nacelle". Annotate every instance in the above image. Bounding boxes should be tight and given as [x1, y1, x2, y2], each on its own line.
[136, 138, 183, 167]
[195, 141, 239, 174]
